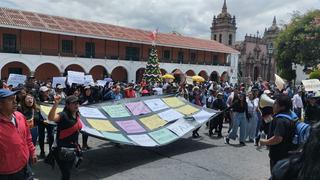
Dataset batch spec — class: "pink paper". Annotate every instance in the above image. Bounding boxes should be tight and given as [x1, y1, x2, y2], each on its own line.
[125, 102, 151, 115]
[116, 120, 146, 133]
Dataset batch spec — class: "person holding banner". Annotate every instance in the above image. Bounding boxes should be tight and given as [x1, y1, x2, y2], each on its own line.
[48, 95, 83, 180]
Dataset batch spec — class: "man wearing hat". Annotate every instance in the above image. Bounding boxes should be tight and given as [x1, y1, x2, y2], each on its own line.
[0, 89, 37, 179]
[304, 91, 320, 125]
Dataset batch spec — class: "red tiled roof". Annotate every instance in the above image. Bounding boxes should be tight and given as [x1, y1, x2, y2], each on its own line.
[0, 7, 239, 54]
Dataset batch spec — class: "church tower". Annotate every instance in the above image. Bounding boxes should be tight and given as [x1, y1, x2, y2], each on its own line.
[210, 0, 237, 46]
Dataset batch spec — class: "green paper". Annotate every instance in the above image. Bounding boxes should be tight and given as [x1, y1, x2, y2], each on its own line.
[101, 132, 132, 144]
[102, 104, 131, 118]
[149, 128, 178, 145]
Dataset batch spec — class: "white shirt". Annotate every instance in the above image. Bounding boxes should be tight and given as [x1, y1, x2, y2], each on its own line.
[292, 94, 303, 109]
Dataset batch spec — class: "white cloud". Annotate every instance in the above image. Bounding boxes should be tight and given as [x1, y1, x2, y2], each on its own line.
[0, 0, 319, 41]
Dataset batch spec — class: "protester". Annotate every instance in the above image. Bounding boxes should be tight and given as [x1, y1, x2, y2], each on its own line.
[209, 91, 226, 137]
[48, 95, 83, 180]
[304, 92, 320, 125]
[260, 95, 296, 172]
[246, 91, 259, 142]
[292, 90, 303, 119]
[0, 89, 37, 179]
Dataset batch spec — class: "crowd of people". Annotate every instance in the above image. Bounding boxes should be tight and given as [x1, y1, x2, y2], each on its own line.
[0, 75, 319, 180]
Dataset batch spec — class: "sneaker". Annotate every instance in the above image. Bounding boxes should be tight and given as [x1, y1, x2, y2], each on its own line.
[224, 137, 230, 144]
[239, 142, 246, 146]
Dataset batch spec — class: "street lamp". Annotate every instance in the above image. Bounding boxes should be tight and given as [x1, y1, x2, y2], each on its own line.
[267, 43, 274, 81]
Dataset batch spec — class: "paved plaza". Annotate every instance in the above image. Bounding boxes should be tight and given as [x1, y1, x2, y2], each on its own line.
[33, 125, 270, 180]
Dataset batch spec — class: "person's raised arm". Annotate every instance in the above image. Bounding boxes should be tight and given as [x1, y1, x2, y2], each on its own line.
[48, 95, 61, 122]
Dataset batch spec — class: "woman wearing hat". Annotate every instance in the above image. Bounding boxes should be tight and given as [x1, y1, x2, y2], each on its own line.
[48, 95, 83, 180]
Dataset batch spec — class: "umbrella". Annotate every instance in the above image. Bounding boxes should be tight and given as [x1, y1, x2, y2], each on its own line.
[192, 75, 205, 83]
[162, 74, 175, 79]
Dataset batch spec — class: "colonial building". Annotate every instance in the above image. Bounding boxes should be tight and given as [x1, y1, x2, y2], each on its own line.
[0, 7, 239, 84]
[236, 17, 279, 82]
[210, 0, 237, 46]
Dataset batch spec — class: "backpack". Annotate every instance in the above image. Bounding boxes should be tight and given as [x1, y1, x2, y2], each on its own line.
[275, 111, 311, 145]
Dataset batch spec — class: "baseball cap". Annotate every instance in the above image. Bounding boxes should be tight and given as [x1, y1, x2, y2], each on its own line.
[65, 95, 79, 104]
[39, 86, 49, 92]
[57, 85, 64, 89]
[0, 89, 18, 99]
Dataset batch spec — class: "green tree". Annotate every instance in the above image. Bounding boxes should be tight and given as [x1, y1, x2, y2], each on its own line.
[275, 10, 320, 81]
[143, 46, 162, 84]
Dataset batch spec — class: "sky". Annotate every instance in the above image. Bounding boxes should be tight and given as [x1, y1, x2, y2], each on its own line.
[0, 0, 319, 41]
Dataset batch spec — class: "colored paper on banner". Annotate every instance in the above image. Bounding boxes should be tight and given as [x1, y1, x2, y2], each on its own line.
[139, 114, 167, 130]
[167, 118, 198, 137]
[82, 126, 104, 138]
[52, 77, 66, 88]
[7, 74, 26, 87]
[40, 105, 63, 116]
[144, 99, 169, 112]
[175, 105, 199, 115]
[193, 110, 216, 124]
[87, 119, 118, 132]
[79, 107, 106, 119]
[158, 109, 184, 122]
[101, 132, 132, 144]
[128, 134, 158, 147]
[102, 104, 131, 118]
[125, 102, 151, 115]
[149, 128, 178, 145]
[116, 120, 146, 133]
[162, 97, 185, 107]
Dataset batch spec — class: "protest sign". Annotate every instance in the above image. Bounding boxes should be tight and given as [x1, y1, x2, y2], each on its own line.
[84, 75, 94, 85]
[52, 77, 66, 88]
[302, 79, 320, 92]
[67, 71, 85, 85]
[7, 74, 26, 87]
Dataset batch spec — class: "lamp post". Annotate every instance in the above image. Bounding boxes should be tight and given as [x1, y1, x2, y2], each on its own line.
[267, 43, 274, 81]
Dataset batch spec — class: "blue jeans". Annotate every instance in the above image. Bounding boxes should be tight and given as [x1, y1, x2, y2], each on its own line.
[228, 112, 247, 143]
[246, 112, 258, 140]
[30, 127, 38, 146]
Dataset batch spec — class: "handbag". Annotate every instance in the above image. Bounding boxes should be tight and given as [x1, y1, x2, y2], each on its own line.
[59, 147, 77, 161]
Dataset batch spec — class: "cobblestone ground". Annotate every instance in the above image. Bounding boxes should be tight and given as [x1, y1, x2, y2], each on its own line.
[33, 124, 270, 180]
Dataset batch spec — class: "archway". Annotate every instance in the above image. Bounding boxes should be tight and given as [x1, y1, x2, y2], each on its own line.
[254, 67, 259, 81]
[210, 71, 220, 82]
[64, 64, 85, 76]
[136, 68, 145, 83]
[198, 70, 208, 81]
[111, 66, 128, 82]
[34, 63, 60, 81]
[186, 70, 195, 76]
[160, 69, 167, 76]
[89, 65, 108, 80]
[220, 71, 229, 82]
[1, 61, 30, 80]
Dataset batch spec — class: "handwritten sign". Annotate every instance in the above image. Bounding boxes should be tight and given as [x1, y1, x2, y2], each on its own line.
[167, 118, 198, 137]
[116, 120, 146, 134]
[79, 107, 106, 119]
[125, 102, 151, 115]
[175, 105, 199, 115]
[144, 99, 169, 112]
[67, 71, 85, 85]
[139, 114, 167, 130]
[158, 109, 184, 122]
[97, 80, 107, 87]
[52, 77, 66, 88]
[102, 104, 131, 118]
[84, 75, 94, 85]
[40, 105, 63, 116]
[302, 79, 320, 92]
[87, 119, 118, 132]
[82, 126, 104, 138]
[162, 97, 185, 107]
[149, 128, 178, 145]
[128, 134, 158, 147]
[7, 74, 26, 87]
[101, 132, 132, 144]
[193, 110, 216, 124]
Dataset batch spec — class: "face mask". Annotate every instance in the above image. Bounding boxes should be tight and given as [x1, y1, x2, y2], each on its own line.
[263, 115, 273, 123]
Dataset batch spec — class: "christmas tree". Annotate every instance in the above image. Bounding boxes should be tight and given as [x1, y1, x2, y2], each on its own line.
[143, 45, 162, 84]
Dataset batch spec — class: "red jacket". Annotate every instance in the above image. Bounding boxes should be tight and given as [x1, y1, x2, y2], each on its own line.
[0, 111, 35, 174]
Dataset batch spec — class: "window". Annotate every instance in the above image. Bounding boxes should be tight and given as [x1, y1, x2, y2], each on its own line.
[219, 34, 222, 43]
[3, 34, 17, 53]
[190, 52, 196, 62]
[214, 34, 217, 41]
[212, 55, 218, 65]
[228, 34, 233, 45]
[62, 40, 73, 53]
[8, 67, 22, 75]
[125, 47, 140, 61]
[85, 42, 95, 58]
[163, 50, 170, 60]
[178, 51, 184, 63]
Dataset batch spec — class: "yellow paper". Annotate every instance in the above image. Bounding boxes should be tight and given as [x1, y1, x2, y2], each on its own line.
[162, 97, 185, 107]
[140, 114, 167, 130]
[40, 105, 63, 115]
[175, 105, 199, 115]
[87, 119, 118, 132]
